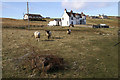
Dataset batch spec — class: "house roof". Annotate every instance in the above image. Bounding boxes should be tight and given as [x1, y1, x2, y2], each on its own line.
[25, 14, 42, 17]
[54, 19, 61, 21]
[66, 12, 84, 18]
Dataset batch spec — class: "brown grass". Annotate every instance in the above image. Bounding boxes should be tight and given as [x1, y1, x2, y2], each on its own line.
[2, 18, 49, 28]
[2, 17, 118, 78]
[86, 17, 118, 27]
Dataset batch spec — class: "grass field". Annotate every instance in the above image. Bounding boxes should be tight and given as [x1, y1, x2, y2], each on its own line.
[2, 17, 118, 78]
[86, 18, 118, 27]
[1, 18, 54, 28]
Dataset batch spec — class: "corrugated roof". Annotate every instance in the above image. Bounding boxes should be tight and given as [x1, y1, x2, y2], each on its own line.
[54, 19, 61, 21]
[25, 14, 42, 17]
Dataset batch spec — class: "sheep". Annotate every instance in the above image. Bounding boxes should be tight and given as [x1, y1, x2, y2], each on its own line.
[67, 29, 71, 34]
[45, 30, 51, 39]
[34, 31, 40, 41]
[69, 24, 74, 27]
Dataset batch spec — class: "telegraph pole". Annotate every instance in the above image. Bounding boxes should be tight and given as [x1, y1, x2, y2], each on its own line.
[27, 0, 30, 29]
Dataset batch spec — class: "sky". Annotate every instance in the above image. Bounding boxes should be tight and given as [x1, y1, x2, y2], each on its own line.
[1, 1, 119, 19]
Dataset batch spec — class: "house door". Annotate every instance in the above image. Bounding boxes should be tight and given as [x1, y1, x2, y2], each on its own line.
[57, 21, 59, 26]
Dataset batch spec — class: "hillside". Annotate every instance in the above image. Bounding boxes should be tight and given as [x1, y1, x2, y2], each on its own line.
[86, 17, 118, 27]
[2, 16, 118, 78]
[2, 26, 118, 78]
[1, 18, 53, 28]
[1, 16, 118, 28]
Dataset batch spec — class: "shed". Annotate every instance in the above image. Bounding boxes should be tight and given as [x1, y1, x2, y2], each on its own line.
[48, 19, 61, 26]
[23, 14, 43, 21]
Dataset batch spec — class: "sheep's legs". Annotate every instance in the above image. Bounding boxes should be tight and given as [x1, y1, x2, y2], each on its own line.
[48, 35, 51, 40]
[36, 38, 39, 42]
[48, 36, 49, 40]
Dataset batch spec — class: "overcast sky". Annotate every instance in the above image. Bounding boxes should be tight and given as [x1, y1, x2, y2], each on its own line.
[1, 1, 119, 19]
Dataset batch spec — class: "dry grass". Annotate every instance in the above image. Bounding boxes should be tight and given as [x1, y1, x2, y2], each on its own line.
[1, 17, 118, 29]
[2, 17, 118, 78]
[2, 27, 118, 78]
[86, 17, 118, 27]
[2, 18, 49, 28]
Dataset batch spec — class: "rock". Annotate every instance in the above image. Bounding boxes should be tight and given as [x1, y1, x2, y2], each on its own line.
[102, 34, 105, 35]
[96, 58, 99, 61]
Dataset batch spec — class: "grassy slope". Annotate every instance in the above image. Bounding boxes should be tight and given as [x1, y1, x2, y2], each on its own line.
[2, 18, 51, 28]
[86, 17, 118, 27]
[2, 17, 118, 78]
[1, 16, 118, 28]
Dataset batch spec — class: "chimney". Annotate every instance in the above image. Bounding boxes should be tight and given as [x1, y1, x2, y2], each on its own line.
[64, 9, 67, 13]
[81, 12, 83, 14]
[70, 10, 73, 13]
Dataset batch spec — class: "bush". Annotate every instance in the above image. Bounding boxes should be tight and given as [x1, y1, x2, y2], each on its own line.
[20, 54, 65, 73]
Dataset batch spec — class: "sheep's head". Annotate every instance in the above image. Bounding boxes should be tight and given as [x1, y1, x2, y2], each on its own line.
[45, 30, 51, 34]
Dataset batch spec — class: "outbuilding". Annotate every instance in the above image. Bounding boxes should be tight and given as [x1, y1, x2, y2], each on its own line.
[48, 19, 61, 26]
[23, 14, 43, 21]
[93, 24, 109, 28]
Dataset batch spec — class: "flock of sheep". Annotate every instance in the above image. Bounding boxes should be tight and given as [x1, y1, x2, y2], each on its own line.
[34, 29, 71, 41]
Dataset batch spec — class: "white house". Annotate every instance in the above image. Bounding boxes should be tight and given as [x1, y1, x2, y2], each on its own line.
[99, 14, 108, 19]
[48, 19, 61, 26]
[61, 9, 86, 26]
[23, 14, 43, 21]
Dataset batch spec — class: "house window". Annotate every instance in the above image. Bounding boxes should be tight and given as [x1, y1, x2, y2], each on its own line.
[71, 17, 73, 20]
[76, 17, 79, 19]
[71, 21, 73, 24]
[29, 16, 32, 18]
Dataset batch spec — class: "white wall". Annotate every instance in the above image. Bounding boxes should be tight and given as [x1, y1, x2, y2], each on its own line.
[61, 12, 69, 26]
[61, 10, 86, 26]
[24, 15, 28, 19]
[76, 18, 80, 24]
[48, 20, 57, 26]
[73, 17, 76, 25]
[69, 17, 86, 25]
[59, 21, 62, 26]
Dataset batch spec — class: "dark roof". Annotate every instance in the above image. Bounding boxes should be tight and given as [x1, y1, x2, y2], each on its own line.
[25, 14, 42, 17]
[66, 12, 83, 18]
[54, 19, 61, 21]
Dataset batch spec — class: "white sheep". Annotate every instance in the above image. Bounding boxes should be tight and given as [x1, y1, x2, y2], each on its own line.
[34, 31, 40, 41]
[67, 29, 71, 34]
[45, 30, 51, 39]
